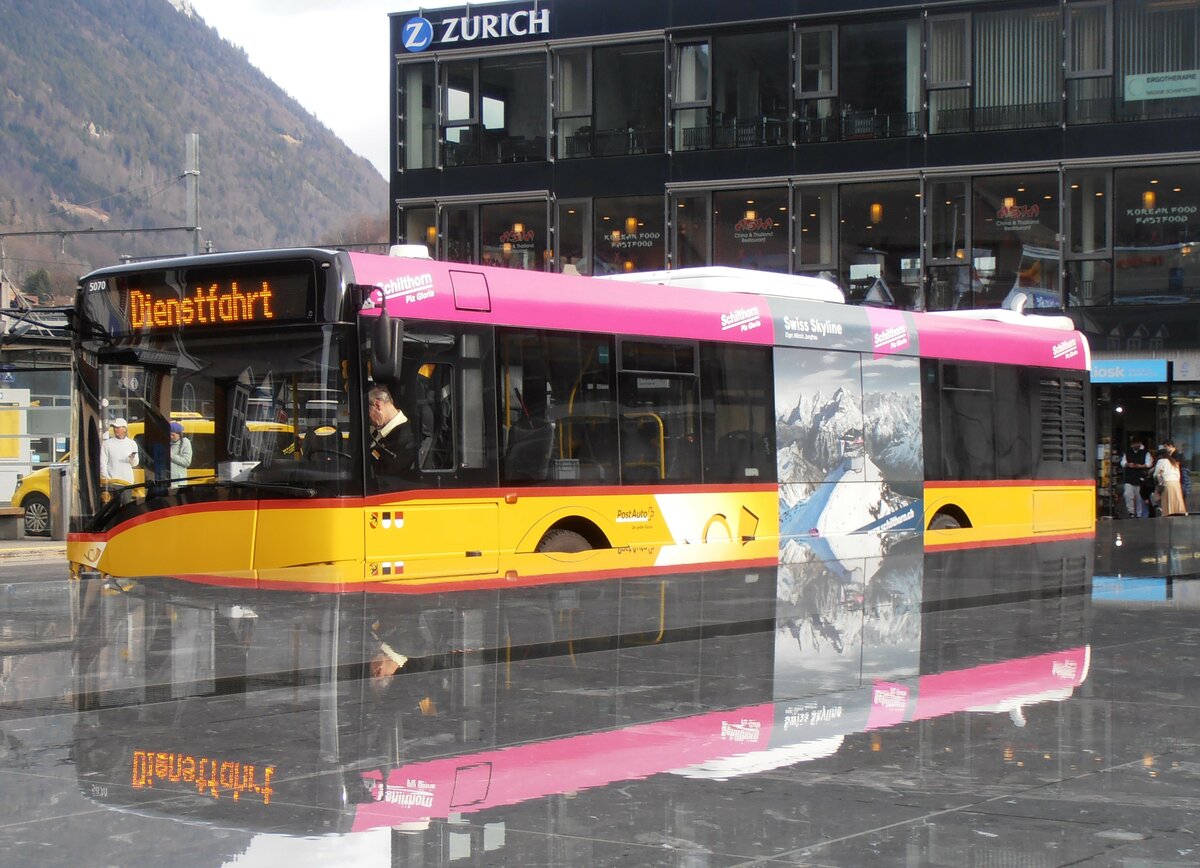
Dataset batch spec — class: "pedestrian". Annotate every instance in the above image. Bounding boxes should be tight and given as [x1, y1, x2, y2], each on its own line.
[1154, 443, 1187, 516]
[99, 418, 139, 485]
[1120, 436, 1153, 518]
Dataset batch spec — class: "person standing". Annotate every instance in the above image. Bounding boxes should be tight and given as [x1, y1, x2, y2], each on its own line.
[99, 418, 139, 485]
[1154, 444, 1188, 517]
[1120, 436, 1153, 518]
[169, 421, 192, 478]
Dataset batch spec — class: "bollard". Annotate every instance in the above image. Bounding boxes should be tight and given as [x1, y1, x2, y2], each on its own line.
[49, 464, 71, 541]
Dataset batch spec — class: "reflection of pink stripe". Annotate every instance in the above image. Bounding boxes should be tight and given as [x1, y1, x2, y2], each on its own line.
[912, 646, 1089, 721]
[348, 253, 775, 344]
[866, 681, 910, 729]
[350, 704, 775, 831]
[916, 317, 1087, 370]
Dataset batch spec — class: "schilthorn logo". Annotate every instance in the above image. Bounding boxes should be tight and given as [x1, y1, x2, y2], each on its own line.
[1052, 338, 1079, 360]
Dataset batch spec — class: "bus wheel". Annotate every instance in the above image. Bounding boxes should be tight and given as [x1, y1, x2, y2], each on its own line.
[536, 529, 591, 553]
[929, 513, 962, 530]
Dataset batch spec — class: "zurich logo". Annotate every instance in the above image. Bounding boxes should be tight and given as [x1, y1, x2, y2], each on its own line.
[402, 16, 434, 52]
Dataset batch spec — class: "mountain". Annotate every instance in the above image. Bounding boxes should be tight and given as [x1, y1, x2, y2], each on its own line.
[0, 0, 388, 297]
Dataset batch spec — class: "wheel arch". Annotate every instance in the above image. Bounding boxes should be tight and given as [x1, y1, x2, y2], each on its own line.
[926, 503, 971, 530]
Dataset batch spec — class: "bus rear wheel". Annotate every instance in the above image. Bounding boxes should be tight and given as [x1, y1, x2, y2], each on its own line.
[929, 513, 962, 530]
[535, 529, 591, 553]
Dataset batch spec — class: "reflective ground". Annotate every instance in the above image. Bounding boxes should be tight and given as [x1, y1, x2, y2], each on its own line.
[2, 520, 1199, 867]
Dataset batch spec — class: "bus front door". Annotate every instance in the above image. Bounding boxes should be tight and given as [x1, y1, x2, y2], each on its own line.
[365, 501, 499, 581]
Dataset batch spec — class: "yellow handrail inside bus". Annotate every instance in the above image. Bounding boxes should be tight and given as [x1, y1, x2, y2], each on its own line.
[622, 411, 665, 478]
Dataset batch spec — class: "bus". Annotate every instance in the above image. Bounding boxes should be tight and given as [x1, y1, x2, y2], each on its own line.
[66, 247, 1093, 589]
[72, 538, 1092, 842]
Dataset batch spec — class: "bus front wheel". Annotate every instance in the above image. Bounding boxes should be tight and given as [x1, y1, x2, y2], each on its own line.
[928, 513, 962, 530]
[536, 529, 591, 553]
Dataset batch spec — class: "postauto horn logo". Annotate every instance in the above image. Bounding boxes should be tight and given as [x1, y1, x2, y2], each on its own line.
[401, 7, 551, 53]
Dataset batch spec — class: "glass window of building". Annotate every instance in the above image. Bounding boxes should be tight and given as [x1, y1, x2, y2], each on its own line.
[442, 54, 547, 166]
[926, 180, 972, 310]
[1066, 168, 1113, 305]
[674, 31, 788, 150]
[795, 186, 837, 278]
[481, 202, 548, 271]
[444, 204, 476, 264]
[927, 15, 971, 134]
[594, 195, 665, 274]
[1067, 2, 1113, 124]
[560, 42, 665, 158]
[713, 188, 788, 273]
[672, 40, 710, 150]
[839, 19, 922, 140]
[796, 27, 838, 143]
[672, 193, 710, 269]
[554, 49, 592, 158]
[399, 206, 437, 257]
[972, 174, 1061, 309]
[442, 61, 478, 166]
[594, 43, 665, 156]
[840, 180, 922, 309]
[1113, 165, 1200, 303]
[1117, 0, 1200, 122]
[400, 63, 436, 170]
[556, 201, 591, 275]
[974, 7, 1060, 131]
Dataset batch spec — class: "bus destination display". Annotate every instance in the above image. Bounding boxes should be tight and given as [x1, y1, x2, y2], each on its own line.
[99, 264, 315, 334]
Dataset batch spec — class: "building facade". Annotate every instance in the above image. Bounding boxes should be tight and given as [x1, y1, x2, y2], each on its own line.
[389, 0, 1200, 516]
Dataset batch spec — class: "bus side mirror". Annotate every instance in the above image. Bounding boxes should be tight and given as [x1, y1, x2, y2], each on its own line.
[369, 309, 404, 383]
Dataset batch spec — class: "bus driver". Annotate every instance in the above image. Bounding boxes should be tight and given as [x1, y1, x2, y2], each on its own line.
[367, 386, 416, 477]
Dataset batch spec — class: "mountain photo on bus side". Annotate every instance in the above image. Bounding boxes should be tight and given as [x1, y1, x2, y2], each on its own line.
[776, 346, 924, 565]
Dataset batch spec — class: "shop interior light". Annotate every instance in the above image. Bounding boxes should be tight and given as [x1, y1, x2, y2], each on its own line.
[512, 222, 524, 234]
[869, 202, 883, 224]
[744, 210, 757, 221]
[425, 225, 437, 245]
[1003, 196, 1016, 209]
[625, 216, 638, 235]
[1143, 190, 1157, 210]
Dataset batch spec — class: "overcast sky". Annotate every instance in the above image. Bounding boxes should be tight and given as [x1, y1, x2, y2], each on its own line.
[186, 0, 460, 178]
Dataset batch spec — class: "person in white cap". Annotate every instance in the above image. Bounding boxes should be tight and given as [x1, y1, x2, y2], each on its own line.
[100, 417, 139, 485]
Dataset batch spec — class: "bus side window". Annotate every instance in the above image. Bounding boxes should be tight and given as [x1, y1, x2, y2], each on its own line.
[700, 344, 776, 484]
[498, 329, 617, 484]
[618, 340, 699, 485]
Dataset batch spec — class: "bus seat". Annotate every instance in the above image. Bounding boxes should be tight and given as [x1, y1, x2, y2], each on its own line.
[713, 429, 773, 481]
[504, 419, 554, 481]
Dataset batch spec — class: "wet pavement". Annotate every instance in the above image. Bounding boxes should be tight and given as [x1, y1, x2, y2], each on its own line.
[1, 521, 1199, 866]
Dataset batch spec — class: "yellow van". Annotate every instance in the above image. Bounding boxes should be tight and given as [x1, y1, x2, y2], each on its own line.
[12, 415, 295, 536]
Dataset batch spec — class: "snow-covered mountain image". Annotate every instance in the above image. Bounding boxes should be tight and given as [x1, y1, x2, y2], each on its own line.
[772, 543, 923, 699]
[774, 349, 923, 562]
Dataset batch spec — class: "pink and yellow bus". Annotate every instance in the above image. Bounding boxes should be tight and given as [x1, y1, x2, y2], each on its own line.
[66, 247, 1092, 589]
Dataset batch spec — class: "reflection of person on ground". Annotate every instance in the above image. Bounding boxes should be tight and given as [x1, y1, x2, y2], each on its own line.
[168, 421, 192, 478]
[1154, 441, 1188, 516]
[99, 418, 138, 485]
[1120, 437, 1153, 518]
[367, 386, 415, 477]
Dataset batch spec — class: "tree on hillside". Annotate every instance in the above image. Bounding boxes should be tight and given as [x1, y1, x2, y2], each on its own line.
[22, 269, 53, 304]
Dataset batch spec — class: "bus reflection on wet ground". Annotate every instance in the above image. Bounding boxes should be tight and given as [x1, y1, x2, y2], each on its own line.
[3, 523, 1200, 865]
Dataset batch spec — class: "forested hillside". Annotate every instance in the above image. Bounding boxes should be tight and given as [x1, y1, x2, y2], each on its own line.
[0, 0, 388, 297]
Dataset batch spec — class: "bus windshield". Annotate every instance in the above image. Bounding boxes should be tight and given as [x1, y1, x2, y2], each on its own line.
[78, 326, 362, 527]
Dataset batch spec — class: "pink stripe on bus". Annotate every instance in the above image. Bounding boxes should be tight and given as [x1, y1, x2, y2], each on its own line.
[348, 253, 776, 345]
[916, 316, 1087, 370]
